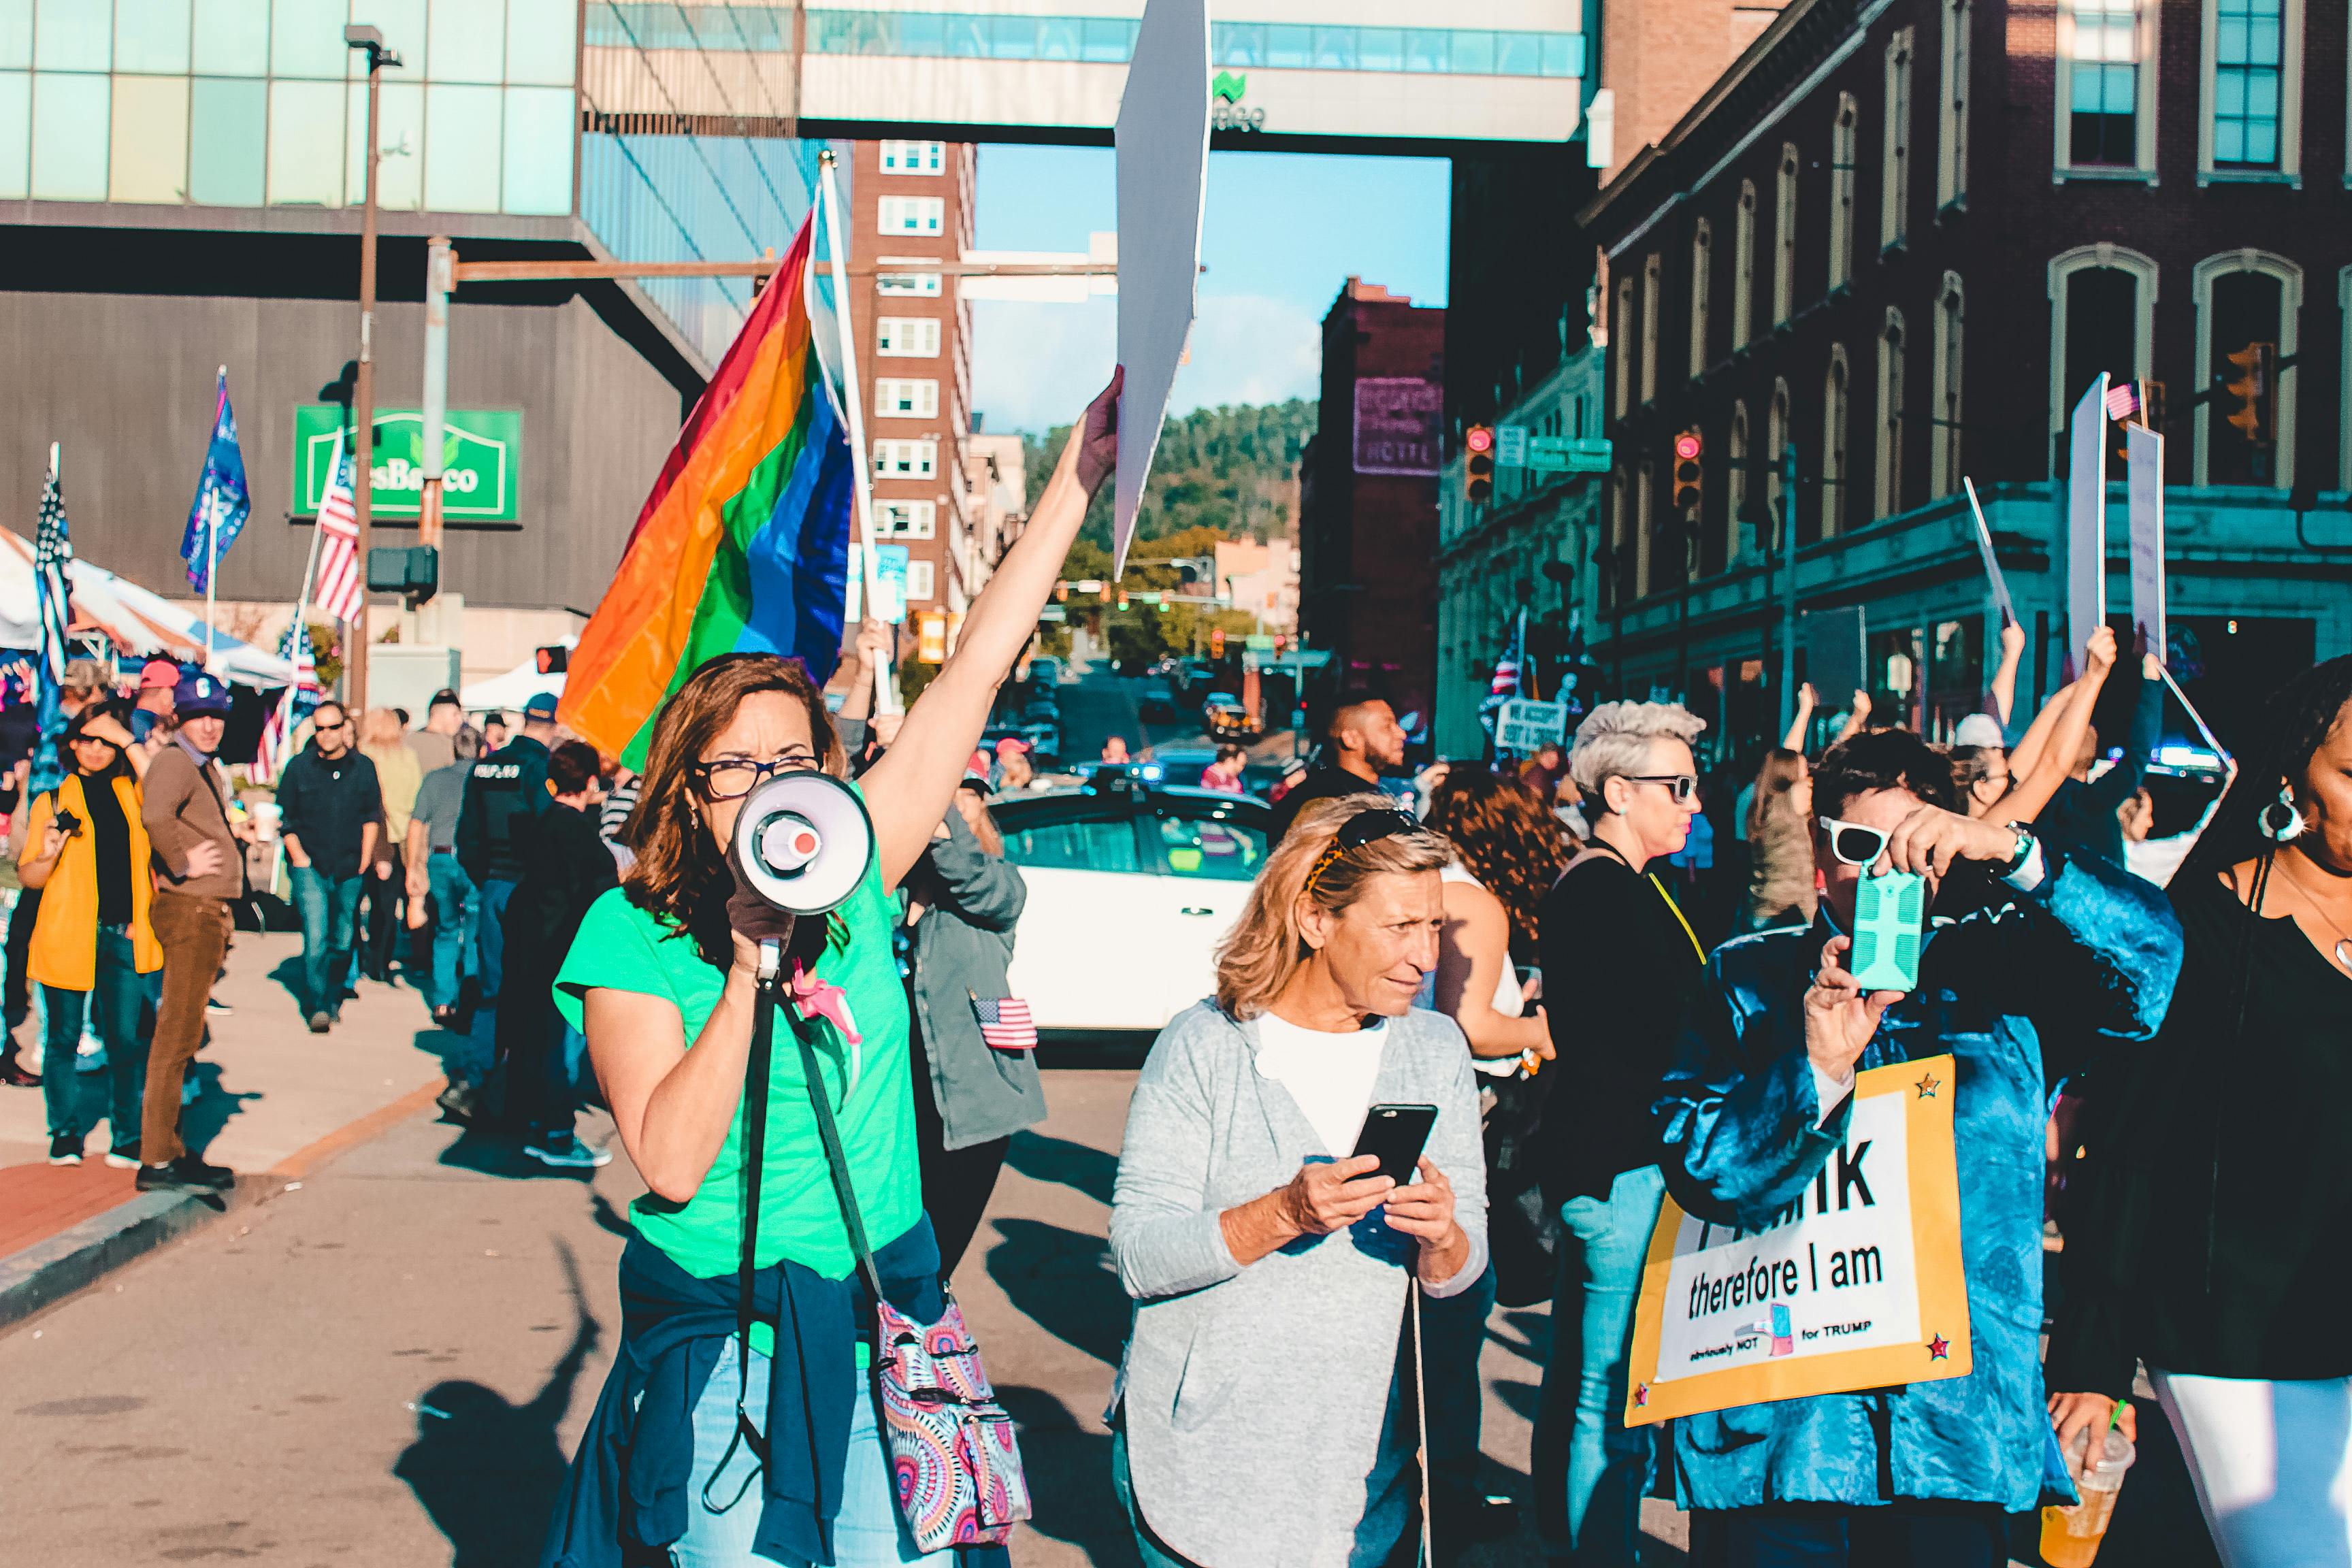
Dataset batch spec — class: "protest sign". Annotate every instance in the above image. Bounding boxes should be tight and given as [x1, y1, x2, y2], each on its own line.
[1961, 478, 2016, 629]
[2127, 423, 2165, 656]
[1111, 0, 1209, 578]
[1624, 1054, 1970, 1425]
[1495, 698, 1568, 753]
[1801, 605, 1865, 707]
[2066, 377, 2109, 676]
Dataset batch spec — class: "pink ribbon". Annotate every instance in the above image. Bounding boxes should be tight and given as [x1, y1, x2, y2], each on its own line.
[787, 962, 863, 1045]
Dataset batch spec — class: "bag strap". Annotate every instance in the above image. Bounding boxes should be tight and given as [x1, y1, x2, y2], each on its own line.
[702, 943, 787, 1514]
[786, 967, 889, 1305]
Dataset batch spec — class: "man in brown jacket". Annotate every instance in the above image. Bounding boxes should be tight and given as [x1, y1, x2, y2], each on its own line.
[136, 673, 240, 1194]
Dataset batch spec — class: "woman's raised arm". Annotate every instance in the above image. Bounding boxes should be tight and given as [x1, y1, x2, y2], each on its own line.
[862, 370, 1121, 888]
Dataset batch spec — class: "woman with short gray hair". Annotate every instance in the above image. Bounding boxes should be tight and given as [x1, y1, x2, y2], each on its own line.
[1528, 700, 1712, 1565]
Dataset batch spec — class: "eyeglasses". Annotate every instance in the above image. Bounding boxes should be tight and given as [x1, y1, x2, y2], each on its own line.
[693, 753, 819, 801]
[1817, 816, 1891, 867]
[1303, 807, 1420, 894]
[1627, 774, 1700, 804]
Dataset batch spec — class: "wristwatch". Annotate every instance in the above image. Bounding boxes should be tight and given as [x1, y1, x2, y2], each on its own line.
[1998, 823, 2036, 877]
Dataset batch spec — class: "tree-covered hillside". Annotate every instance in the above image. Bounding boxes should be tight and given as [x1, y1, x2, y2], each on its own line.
[1022, 398, 1316, 549]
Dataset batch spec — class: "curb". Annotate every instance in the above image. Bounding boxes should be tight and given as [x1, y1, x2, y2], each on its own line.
[0, 1077, 446, 1334]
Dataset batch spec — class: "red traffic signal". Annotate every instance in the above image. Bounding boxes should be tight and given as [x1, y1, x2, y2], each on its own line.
[535, 645, 570, 675]
[1671, 428, 1703, 514]
[1464, 424, 1495, 504]
[1673, 430, 1703, 463]
[1465, 425, 1495, 455]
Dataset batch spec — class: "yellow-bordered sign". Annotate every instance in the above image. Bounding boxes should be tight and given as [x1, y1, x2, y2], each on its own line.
[1624, 1054, 1971, 1426]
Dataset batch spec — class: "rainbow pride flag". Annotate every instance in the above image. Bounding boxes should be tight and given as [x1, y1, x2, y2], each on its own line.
[560, 212, 855, 766]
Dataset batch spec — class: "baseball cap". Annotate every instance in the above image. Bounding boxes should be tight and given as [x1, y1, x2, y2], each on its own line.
[140, 659, 181, 691]
[968, 748, 994, 777]
[1953, 713, 2006, 749]
[523, 691, 559, 719]
[994, 736, 1031, 756]
[174, 673, 233, 718]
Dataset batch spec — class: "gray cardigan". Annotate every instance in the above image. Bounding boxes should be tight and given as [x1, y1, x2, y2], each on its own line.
[1109, 1002, 1489, 1568]
[906, 812, 1045, 1149]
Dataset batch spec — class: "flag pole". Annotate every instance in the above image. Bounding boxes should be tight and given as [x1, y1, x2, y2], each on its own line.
[817, 148, 898, 715]
[203, 365, 225, 672]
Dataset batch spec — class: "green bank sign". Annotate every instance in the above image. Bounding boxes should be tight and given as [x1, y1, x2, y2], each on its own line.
[293, 406, 522, 524]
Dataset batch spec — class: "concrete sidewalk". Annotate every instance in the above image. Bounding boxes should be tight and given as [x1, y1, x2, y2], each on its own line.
[0, 930, 453, 1328]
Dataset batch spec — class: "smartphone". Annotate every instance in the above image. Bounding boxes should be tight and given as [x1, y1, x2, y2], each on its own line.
[1848, 869, 1926, 992]
[1350, 1104, 1439, 1187]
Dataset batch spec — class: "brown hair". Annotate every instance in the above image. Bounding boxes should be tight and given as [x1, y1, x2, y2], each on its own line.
[1420, 769, 1571, 950]
[1748, 747, 1808, 838]
[549, 739, 604, 798]
[621, 653, 847, 969]
[1213, 793, 1451, 1019]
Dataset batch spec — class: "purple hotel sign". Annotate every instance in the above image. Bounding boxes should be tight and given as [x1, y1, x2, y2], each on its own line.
[1353, 378, 1442, 475]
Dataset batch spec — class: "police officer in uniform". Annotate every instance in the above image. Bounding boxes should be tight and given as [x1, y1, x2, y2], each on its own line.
[454, 691, 554, 1096]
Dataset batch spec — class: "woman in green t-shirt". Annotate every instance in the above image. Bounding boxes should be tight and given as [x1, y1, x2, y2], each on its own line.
[546, 373, 1121, 1568]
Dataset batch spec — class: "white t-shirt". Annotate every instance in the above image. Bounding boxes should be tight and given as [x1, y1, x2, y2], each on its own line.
[1253, 1013, 1387, 1156]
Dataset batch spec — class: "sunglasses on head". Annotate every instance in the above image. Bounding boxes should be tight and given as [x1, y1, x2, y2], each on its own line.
[1627, 773, 1699, 804]
[1303, 806, 1420, 894]
[1817, 816, 1891, 868]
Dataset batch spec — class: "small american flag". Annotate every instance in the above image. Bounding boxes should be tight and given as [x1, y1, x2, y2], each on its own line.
[2104, 380, 2140, 421]
[312, 427, 365, 625]
[970, 995, 1037, 1052]
[251, 619, 320, 786]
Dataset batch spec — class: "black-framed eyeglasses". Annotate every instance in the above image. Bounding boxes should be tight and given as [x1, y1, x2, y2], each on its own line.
[692, 753, 819, 801]
[1817, 815, 1891, 867]
[1627, 774, 1700, 804]
[1304, 806, 1420, 893]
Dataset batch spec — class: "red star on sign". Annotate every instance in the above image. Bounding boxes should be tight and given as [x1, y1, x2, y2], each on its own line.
[1633, 1384, 1650, 1407]
[1926, 1333, 1950, 1360]
[1915, 1072, 1941, 1099]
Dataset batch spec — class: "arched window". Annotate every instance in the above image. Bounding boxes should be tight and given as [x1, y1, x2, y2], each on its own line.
[1774, 144, 1799, 325]
[1765, 378, 1791, 538]
[1938, 0, 1972, 206]
[1641, 252, 1664, 404]
[1727, 400, 1752, 563]
[1823, 346, 1851, 537]
[1930, 272, 1965, 496]
[1876, 310, 1908, 519]
[2193, 250, 2303, 487]
[1689, 220, 1714, 378]
[1613, 274, 1635, 416]
[1732, 182, 1759, 350]
[2046, 244, 2158, 474]
[1829, 96, 1859, 291]
[1882, 28, 1915, 248]
[1635, 459, 1656, 598]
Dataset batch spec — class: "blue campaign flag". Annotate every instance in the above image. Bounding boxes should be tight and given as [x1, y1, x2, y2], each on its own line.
[180, 368, 250, 593]
[31, 460, 74, 797]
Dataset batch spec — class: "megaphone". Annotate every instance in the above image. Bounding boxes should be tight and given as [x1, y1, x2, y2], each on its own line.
[731, 770, 874, 915]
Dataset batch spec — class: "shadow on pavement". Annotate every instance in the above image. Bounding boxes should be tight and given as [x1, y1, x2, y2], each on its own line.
[265, 954, 309, 1015]
[999, 1385, 1139, 1568]
[983, 1218, 1130, 1367]
[395, 1238, 601, 1568]
[436, 1126, 595, 1182]
[1036, 1034, 1152, 1072]
[178, 1059, 259, 1158]
[1005, 1130, 1118, 1207]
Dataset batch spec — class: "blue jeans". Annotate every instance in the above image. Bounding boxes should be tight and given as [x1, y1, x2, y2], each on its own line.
[423, 854, 478, 1011]
[289, 866, 364, 1019]
[1533, 1164, 1665, 1565]
[40, 924, 146, 1146]
[677, 1339, 954, 1568]
[1421, 1262, 1500, 1510]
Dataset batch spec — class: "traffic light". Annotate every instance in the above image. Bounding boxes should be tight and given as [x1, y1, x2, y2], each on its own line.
[1116, 587, 1129, 610]
[1055, 581, 1069, 602]
[1671, 428, 1703, 514]
[1465, 425, 1494, 504]
[534, 644, 569, 675]
[1211, 627, 1225, 656]
[2224, 342, 2275, 447]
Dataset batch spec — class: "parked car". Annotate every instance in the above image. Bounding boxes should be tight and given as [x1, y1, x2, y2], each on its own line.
[1137, 683, 1181, 722]
[994, 778, 1271, 1032]
[1203, 691, 1255, 739]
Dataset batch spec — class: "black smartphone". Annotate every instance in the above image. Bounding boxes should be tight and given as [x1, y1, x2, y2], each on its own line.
[1350, 1104, 1439, 1187]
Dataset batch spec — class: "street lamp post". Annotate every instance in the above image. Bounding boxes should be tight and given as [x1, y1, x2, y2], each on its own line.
[344, 24, 401, 714]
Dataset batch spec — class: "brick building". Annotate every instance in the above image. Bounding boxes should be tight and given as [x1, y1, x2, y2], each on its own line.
[1299, 279, 1448, 725]
[1575, 0, 2352, 756]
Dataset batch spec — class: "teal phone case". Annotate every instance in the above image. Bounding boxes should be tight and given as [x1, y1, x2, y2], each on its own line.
[1849, 870, 1925, 992]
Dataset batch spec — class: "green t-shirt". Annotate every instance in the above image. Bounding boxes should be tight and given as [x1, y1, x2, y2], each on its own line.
[555, 848, 920, 1286]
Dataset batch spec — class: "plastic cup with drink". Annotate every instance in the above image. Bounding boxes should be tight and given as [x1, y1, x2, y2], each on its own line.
[2040, 1411, 2136, 1567]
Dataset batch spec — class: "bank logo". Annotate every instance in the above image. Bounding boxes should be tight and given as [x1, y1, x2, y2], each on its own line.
[1212, 70, 1246, 103]
[1211, 69, 1264, 131]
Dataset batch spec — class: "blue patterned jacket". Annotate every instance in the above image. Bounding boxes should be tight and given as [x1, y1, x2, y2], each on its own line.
[1653, 850, 2181, 1514]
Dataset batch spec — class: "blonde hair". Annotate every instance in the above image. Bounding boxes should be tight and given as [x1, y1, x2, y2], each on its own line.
[359, 706, 406, 749]
[1214, 793, 1451, 1019]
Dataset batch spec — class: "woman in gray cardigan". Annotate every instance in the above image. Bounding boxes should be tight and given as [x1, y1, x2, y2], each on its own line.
[1109, 794, 1490, 1568]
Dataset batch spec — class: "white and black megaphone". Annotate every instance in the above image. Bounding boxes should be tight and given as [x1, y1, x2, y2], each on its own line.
[731, 770, 875, 916]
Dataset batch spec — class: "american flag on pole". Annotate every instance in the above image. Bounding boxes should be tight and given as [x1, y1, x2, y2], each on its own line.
[970, 995, 1037, 1053]
[312, 427, 365, 625]
[250, 619, 321, 786]
[30, 455, 74, 796]
[2104, 380, 2140, 421]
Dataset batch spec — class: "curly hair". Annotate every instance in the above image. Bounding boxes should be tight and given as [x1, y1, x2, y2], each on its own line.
[1421, 768, 1572, 951]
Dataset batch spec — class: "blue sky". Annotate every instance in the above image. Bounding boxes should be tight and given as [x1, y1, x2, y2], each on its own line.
[968, 145, 1451, 434]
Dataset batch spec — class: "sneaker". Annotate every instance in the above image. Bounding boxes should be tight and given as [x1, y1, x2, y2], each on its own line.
[135, 1155, 234, 1193]
[435, 1078, 480, 1124]
[105, 1141, 141, 1170]
[48, 1132, 82, 1165]
[206, 996, 233, 1017]
[308, 1012, 331, 1034]
[523, 1131, 612, 1170]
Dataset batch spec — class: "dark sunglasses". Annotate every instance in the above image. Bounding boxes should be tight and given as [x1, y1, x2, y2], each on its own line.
[1817, 816, 1891, 867]
[1627, 773, 1700, 804]
[1304, 807, 1420, 893]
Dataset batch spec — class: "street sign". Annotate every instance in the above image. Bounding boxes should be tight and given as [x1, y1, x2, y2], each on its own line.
[1038, 605, 1066, 623]
[1529, 435, 1612, 474]
[1497, 424, 1529, 468]
[1496, 698, 1569, 753]
[1244, 633, 1277, 651]
[874, 543, 910, 625]
[295, 405, 521, 523]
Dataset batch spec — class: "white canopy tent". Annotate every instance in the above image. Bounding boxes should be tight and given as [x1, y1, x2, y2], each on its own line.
[460, 638, 573, 715]
[0, 529, 299, 688]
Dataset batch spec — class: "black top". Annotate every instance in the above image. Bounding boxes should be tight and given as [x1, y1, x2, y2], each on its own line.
[1536, 849, 1711, 1204]
[79, 773, 133, 928]
[457, 734, 551, 883]
[275, 745, 385, 881]
[1265, 766, 1390, 841]
[2047, 867, 2352, 1395]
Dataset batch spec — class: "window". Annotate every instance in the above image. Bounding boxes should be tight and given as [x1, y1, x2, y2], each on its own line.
[1640, 252, 1663, 403]
[2046, 245, 2157, 471]
[878, 499, 937, 538]
[2061, 0, 2151, 172]
[1931, 272, 1965, 496]
[1150, 809, 1268, 881]
[872, 439, 938, 478]
[2200, 0, 2300, 178]
[999, 810, 1141, 873]
[1876, 310, 1907, 519]
[1938, 0, 1971, 206]
[879, 140, 945, 174]
[874, 377, 938, 417]
[1733, 180, 1757, 348]
[1766, 380, 1791, 538]
[878, 195, 945, 236]
[1688, 220, 1712, 378]
[1612, 275, 1635, 414]
[877, 272, 943, 297]
[1607, 473, 1633, 606]
[1823, 346, 1850, 536]
[2193, 250, 2301, 485]
[1773, 144, 1799, 326]
[904, 560, 936, 602]
[1635, 459, 1656, 597]
[1829, 95, 1858, 291]
[877, 316, 940, 357]
[1882, 29, 1914, 248]
[1727, 400, 1751, 561]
